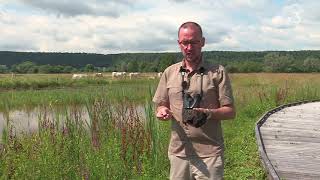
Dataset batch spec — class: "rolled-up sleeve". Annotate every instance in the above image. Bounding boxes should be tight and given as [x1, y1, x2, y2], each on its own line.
[153, 71, 169, 106]
[217, 66, 234, 106]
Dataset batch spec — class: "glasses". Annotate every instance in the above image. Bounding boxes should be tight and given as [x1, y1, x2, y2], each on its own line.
[178, 40, 201, 47]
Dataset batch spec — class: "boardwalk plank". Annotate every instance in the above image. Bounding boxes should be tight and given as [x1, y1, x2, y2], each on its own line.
[264, 117, 320, 123]
[261, 134, 320, 143]
[261, 122, 320, 131]
[260, 127, 320, 138]
[263, 139, 320, 146]
[264, 117, 320, 124]
[257, 101, 320, 179]
[270, 160, 320, 174]
[265, 146, 320, 155]
[278, 171, 320, 180]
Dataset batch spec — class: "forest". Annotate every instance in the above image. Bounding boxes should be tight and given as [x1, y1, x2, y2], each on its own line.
[0, 50, 319, 73]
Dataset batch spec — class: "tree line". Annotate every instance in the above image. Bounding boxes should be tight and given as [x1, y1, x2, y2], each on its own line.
[0, 51, 319, 73]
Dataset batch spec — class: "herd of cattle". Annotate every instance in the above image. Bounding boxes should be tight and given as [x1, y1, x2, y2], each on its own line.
[71, 72, 163, 80]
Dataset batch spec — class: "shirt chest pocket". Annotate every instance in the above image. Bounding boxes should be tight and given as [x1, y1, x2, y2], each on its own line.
[204, 84, 218, 96]
[202, 80, 219, 107]
[168, 86, 183, 107]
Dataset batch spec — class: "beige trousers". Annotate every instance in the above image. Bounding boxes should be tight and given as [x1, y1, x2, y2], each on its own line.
[169, 154, 224, 180]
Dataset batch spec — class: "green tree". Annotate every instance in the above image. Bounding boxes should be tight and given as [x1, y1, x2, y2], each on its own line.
[303, 57, 320, 72]
[38, 64, 52, 73]
[64, 66, 78, 73]
[149, 60, 160, 72]
[12, 61, 38, 73]
[84, 64, 95, 72]
[0, 65, 8, 73]
[225, 63, 239, 73]
[38, 65, 65, 73]
[239, 61, 263, 72]
[56, 65, 65, 73]
[158, 54, 176, 72]
[138, 61, 147, 72]
[264, 53, 295, 72]
[127, 61, 139, 72]
[115, 61, 127, 72]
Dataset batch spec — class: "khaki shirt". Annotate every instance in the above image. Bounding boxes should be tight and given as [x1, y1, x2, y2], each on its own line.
[153, 61, 234, 157]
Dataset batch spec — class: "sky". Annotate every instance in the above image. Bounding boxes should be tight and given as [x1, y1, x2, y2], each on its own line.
[0, 0, 319, 54]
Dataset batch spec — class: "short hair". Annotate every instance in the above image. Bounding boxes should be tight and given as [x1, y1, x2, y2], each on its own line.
[178, 21, 203, 38]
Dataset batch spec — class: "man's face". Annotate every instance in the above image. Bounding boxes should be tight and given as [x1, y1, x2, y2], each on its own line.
[178, 26, 205, 64]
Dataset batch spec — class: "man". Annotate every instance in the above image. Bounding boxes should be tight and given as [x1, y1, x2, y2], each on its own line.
[152, 22, 236, 180]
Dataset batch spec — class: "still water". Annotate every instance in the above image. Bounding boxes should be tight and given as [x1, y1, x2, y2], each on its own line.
[0, 105, 146, 140]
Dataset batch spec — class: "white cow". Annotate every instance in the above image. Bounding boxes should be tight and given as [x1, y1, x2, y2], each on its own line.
[157, 72, 163, 78]
[11, 73, 17, 78]
[72, 74, 88, 79]
[112, 72, 126, 79]
[94, 73, 103, 77]
[129, 72, 140, 79]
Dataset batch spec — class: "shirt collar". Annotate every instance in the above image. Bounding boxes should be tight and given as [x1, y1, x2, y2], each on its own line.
[181, 57, 207, 74]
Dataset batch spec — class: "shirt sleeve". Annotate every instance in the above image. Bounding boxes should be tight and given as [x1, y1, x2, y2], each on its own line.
[152, 70, 169, 106]
[217, 65, 234, 106]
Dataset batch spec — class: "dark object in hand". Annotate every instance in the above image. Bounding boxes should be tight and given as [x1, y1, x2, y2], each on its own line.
[182, 109, 207, 128]
[183, 93, 201, 109]
[182, 93, 207, 127]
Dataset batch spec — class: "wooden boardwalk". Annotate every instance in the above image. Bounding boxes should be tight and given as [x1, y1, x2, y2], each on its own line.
[256, 101, 320, 180]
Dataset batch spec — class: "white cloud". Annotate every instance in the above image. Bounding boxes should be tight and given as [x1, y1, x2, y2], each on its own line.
[0, 0, 319, 53]
[269, 3, 302, 29]
[13, 0, 140, 17]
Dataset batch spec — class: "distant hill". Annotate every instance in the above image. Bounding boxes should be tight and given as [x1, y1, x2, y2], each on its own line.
[0, 51, 183, 68]
[0, 51, 115, 67]
[1, 50, 320, 67]
[0, 50, 320, 73]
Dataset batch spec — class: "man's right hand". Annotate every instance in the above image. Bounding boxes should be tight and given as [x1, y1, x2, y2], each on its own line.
[156, 106, 173, 120]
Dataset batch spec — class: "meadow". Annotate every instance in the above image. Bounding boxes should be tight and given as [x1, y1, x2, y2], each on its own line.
[0, 73, 319, 179]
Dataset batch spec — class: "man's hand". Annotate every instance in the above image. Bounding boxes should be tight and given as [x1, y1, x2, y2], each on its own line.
[156, 106, 173, 120]
[193, 105, 236, 120]
[192, 108, 210, 113]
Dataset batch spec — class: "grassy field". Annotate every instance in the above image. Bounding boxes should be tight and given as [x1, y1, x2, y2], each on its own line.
[0, 73, 319, 179]
[0, 73, 160, 90]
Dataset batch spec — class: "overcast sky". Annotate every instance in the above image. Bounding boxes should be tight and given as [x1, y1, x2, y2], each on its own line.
[0, 0, 319, 54]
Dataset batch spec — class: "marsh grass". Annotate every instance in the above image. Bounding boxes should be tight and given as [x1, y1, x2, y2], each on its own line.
[0, 73, 157, 91]
[0, 77, 168, 179]
[0, 99, 168, 179]
[0, 73, 319, 179]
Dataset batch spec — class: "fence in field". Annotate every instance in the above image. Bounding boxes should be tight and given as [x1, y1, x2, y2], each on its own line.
[255, 100, 320, 180]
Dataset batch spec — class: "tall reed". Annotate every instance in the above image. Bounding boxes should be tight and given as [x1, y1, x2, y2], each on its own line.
[0, 73, 319, 179]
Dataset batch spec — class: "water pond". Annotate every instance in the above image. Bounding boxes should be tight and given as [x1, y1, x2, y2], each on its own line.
[0, 104, 147, 140]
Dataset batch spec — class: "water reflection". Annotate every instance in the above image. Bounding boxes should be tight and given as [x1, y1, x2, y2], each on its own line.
[0, 105, 146, 141]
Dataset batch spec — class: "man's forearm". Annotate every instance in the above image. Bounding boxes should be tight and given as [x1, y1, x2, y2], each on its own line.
[156, 102, 170, 111]
[205, 105, 236, 120]
[155, 103, 172, 120]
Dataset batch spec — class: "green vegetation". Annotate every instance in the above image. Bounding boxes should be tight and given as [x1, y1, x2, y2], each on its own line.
[0, 73, 158, 91]
[1, 50, 320, 73]
[0, 73, 319, 179]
